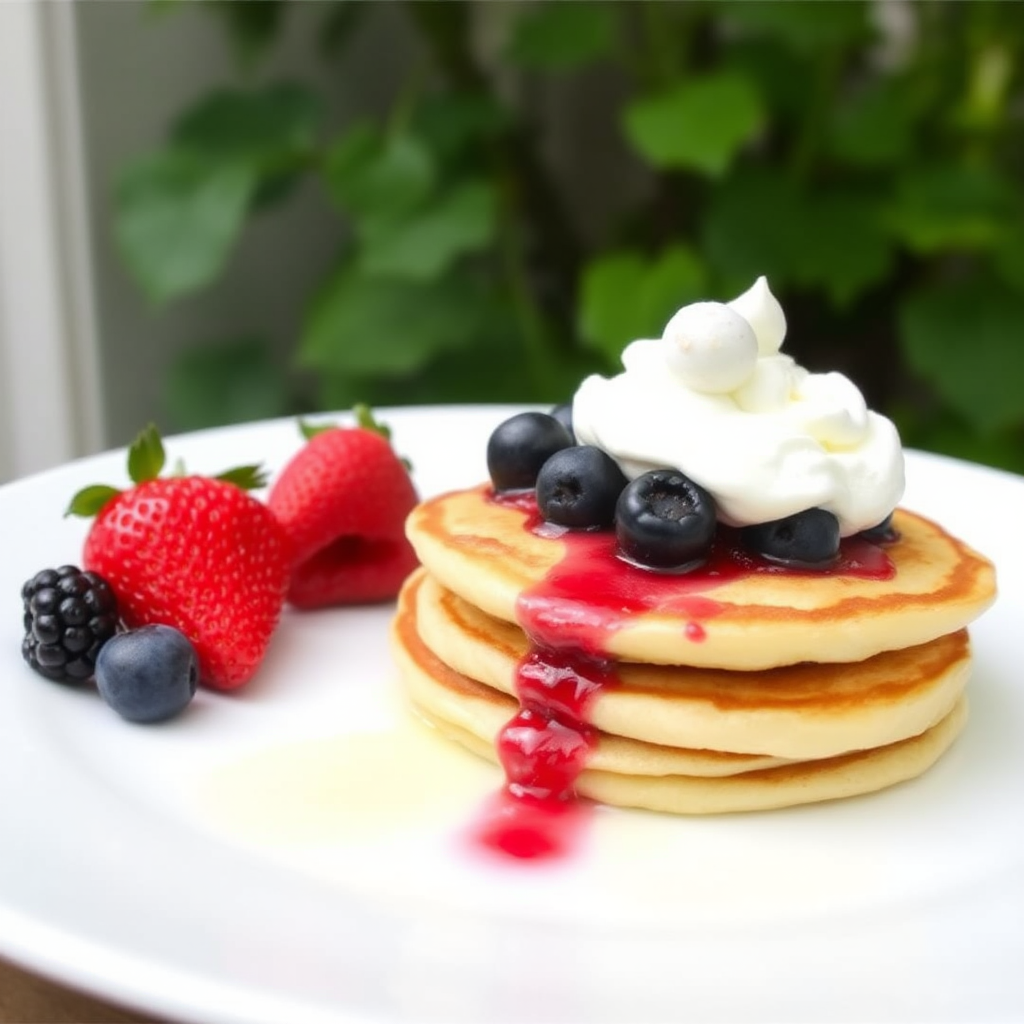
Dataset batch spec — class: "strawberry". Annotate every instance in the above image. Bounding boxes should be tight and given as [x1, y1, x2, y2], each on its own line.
[268, 407, 420, 609]
[67, 426, 289, 691]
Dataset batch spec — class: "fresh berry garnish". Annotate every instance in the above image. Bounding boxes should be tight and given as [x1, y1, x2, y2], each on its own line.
[550, 402, 575, 441]
[95, 625, 198, 723]
[487, 412, 573, 492]
[860, 512, 899, 544]
[67, 424, 289, 691]
[536, 445, 627, 529]
[615, 470, 716, 570]
[21, 566, 119, 684]
[741, 508, 840, 568]
[267, 406, 420, 609]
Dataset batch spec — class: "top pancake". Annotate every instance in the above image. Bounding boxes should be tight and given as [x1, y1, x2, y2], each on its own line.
[406, 485, 996, 671]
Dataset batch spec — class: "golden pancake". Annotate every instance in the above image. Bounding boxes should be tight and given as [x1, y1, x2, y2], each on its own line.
[420, 704, 968, 815]
[390, 580, 970, 813]
[407, 569, 972, 760]
[406, 486, 996, 670]
[392, 576, 793, 777]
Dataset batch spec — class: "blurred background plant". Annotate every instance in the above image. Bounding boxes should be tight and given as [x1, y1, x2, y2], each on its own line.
[113, 0, 1024, 471]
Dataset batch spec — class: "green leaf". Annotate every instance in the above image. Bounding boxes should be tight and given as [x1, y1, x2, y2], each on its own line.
[298, 417, 336, 441]
[65, 485, 122, 519]
[359, 179, 497, 280]
[726, 39, 815, 122]
[703, 170, 892, 305]
[791, 191, 893, 306]
[505, 1, 616, 70]
[353, 403, 392, 442]
[171, 83, 322, 170]
[114, 150, 256, 304]
[623, 72, 763, 177]
[171, 83, 321, 213]
[412, 91, 513, 165]
[215, 464, 269, 491]
[579, 245, 708, 363]
[702, 167, 803, 290]
[317, 1, 367, 58]
[993, 222, 1024, 292]
[314, 301, 586, 408]
[165, 337, 291, 431]
[719, 0, 872, 52]
[352, 403, 411, 468]
[579, 251, 646, 363]
[884, 163, 1014, 253]
[202, 0, 287, 64]
[898, 278, 1024, 435]
[324, 124, 436, 222]
[828, 78, 916, 167]
[127, 423, 166, 483]
[300, 266, 493, 376]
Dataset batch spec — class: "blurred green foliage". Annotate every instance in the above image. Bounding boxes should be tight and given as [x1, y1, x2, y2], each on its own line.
[115, 0, 1024, 471]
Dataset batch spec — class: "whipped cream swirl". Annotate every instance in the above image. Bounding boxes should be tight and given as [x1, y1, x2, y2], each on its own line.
[572, 277, 904, 536]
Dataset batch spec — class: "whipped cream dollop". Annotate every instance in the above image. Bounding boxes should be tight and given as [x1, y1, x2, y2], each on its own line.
[572, 277, 904, 536]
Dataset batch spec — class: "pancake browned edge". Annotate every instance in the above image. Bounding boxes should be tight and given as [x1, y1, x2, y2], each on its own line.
[391, 574, 970, 815]
[406, 487, 997, 670]
[411, 570, 972, 761]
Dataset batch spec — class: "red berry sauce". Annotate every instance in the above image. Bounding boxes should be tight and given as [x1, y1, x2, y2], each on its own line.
[471, 490, 896, 863]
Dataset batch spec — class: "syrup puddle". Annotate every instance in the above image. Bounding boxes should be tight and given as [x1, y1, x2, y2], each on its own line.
[189, 716, 913, 930]
[198, 718, 492, 847]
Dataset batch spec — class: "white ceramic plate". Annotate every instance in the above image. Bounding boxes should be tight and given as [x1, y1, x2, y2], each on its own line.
[1, 406, 1022, 1024]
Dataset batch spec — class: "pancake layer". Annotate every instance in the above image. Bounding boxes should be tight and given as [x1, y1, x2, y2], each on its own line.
[392, 576, 970, 814]
[406, 487, 996, 671]
[397, 483, 994, 816]
[408, 570, 972, 760]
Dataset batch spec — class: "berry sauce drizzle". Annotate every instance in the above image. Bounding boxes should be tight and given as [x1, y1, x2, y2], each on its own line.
[471, 490, 896, 863]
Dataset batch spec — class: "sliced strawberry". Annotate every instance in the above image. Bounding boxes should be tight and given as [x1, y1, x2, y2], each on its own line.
[284, 533, 420, 608]
[268, 411, 420, 608]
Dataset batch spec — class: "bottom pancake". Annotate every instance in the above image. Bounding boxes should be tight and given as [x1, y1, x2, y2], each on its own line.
[417, 701, 967, 815]
[391, 576, 969, 814]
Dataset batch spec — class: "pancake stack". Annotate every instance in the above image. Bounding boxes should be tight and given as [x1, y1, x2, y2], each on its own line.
[394, 485, 996, 814]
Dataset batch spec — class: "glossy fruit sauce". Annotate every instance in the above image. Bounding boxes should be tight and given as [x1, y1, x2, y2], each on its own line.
[470, 490, 896, 862]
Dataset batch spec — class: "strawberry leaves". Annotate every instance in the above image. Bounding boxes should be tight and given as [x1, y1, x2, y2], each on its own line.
[127, 424, 166, 482]
[215, 464, 270, 490]
[65, 486, 123, 519]
[66, 423, 269, 519]
[298, 404, 412, 471]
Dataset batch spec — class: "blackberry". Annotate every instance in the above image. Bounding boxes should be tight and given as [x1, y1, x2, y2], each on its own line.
[21, 565, 120, 684]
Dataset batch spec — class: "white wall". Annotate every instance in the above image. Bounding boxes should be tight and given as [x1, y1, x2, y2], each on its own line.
[0, 1, 103, 483]
[72, 1, 410, 452]
[0, 1, 412, 483]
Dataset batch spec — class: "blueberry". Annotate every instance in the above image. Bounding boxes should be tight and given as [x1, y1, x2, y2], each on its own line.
[95, 625, 198, 724]
[859, 512, 899, 544]
[741, 508, 840, 568]
[615, 470, 717, 570]
[487, 412, 573, 492]
[536, 445, 628, 529]
[549, 402, 575, 441]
